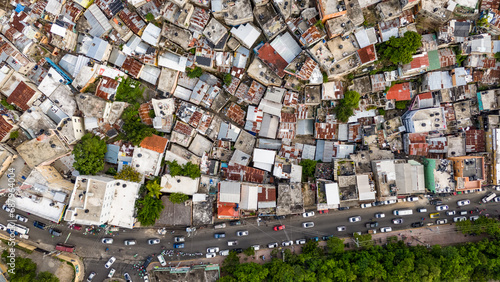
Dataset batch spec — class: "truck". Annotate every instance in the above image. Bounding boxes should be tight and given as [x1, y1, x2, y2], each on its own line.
[482, 192, 496, 203]
[6, 223, 29, 235]
[393, 209, 413, 216]
[55, 243, 75, 252]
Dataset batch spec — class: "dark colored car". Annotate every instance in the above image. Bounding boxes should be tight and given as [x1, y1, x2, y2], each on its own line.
[214, 233, 226, 239]
[49, 228, 62, 237]
[173, 243, 185, 249]
[143, 256, 153, 268]
[232, 248, 243, 253]
[430, 199, 443, 205]
[365, 221, 379, 228]
[229, 220, 242, 226]
[338, 207, 350, 211]
[322, 235, 334, 241]
[373, 201, 384, 207]
[33, 221, 46, 230]
[309, 237, 319, 242]
[274, 215, 286, 220]
[411, 222, 424, 228]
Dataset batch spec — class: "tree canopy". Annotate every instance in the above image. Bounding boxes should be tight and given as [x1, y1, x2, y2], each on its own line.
[136, 194, 164, 226]
[146, 181, 162, 199]
[299, 159, 317, 182]
[72, 133, 107, 175]
[121, 104, 156, 145]
[2, 251, 60, 282]
[186, 66, 203, 78]
[166, 160, 201, 179]
[334, 90, 360, 123]
[378, 31, 422, 65]
[169, 192, 189, 204]
[115, 77, 145, 105]
[221, 236, 500, 282]
[114, 165, 142, 183]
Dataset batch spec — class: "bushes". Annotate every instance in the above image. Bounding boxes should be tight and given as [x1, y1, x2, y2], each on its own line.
[224, 74, 233, 85]
[114, 165, 142, 182]
[299, 159, 317, 181]
[115, 77, 145, 105]
[186, 66, 203, 78]
[166, 160, 201, 179]
[169, 192, 189, 204]
[395, 100, 409, 110]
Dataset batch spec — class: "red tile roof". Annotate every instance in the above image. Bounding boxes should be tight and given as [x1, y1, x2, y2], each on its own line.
[140, 134, 168, 153]
[315, 122, 338, 139]
[409, 143, 429, 156]
[386, 82, 411, 101]
[357, 44, 377, 65]
[7, 81, 36, 111]
[118, 8, 146, 35]
[257, 43, 288, 78]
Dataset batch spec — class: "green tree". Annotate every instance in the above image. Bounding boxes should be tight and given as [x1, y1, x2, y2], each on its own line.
[114, 165, 142, 182]
[378, 31, 422, 64]
[146, 181, 162, 199]
[72, 133, 107, 175]
[115, 77, 145, 105]
[35, 271, 59, 282]
[166, 160, 183, 177]
[169, 192, 189, 204]
[334, 90, 360, 122]
[1, 99, 15, 110]
[299, 159, 317, 181]
[243, 247, 255, 257]
[326, 237, 344, 254]
[186, 67, 203, 78]
[353, 233, 373, 249]
[182, 162, 201, 179]
[495, 52, 500, 62]
[395, 100, 409, 110]
[145, 13, 155, 22]
[378, 108, 386, 115]
[121, 105, 156, 145]
[9, 130, 19, 140]
[136, 195, 164, 226]
[223, 74, 232, 85]
[106, 167, 117, 176]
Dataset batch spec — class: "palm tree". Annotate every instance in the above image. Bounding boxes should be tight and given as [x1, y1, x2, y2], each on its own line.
[146, 181, 162, 199]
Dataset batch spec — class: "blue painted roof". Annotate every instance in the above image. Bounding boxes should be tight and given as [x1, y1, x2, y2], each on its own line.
[15, 4, 24, 12]
[104, 144, 120, 164]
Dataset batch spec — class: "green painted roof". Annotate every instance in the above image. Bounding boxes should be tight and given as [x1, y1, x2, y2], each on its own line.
[423, 158, 436, 192]
[427, 50, 440, 71]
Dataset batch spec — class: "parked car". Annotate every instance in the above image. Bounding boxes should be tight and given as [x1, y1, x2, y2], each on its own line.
[392, 218, 403, 224]
[124, 273, 131, 282]
[282, 240, 293, 246]
[228, 240, 238, 246]
[174, 236, 185, 242]
[219, 250, 230, 256]
[436, 205, 449, 211]
[104, 257, 116, 269]
[0, 224, 5, 231]
[1, 205, 11, 212]
[207, 247, 219, 253]
[55, 243, 75, 253]
[33, 221, 46, 230]
[87, 272, 96, 282]
[322, 235, 334, 241]
[206, 252, 216, 258]
[429, 213, 440, 219]
[470, 215, 480, 221]
[232, 248, 243, 253]
[360, 203, 372, 208]
[375, 212, 385, 218]
[373, 201, 384, 206]
[430, 199, 443, 205]
[124, 240, 137, 246]
[454, 216, 467, 222]
[494, 197, 500, 202]
[348, 216, 361, 223]
[236, 230, 248, 236]
[214, 233, 226, 239]
[407, 196, 419, 202]
[274, 215, 286, 220]
[337, 226, 346, 232]
[229, 220, 242, 226]
[303, 211, 315, 217]
[446, 211, 456, 216]
[214, 223, 226, 229]
[338, 207, 350, 211]
[380, 227, 392, 233]
[251, 245, 260, 250]
[309, 237, 319, 242]
[353, 232, 362, 236]
[457, 199, 471, 206]
[108, 268, 116, 278]
[157, 255, 167, 266]
[49, 228, 62, 237]
[365, 221, 378, 228]
[411, 222, 424, 228]
[173, 243, 185, 249]
[144, 275, 149, 282]
[273, 225, 285, 231]
[459, 210, 468, 216]
[302, 222, 314, 228]
[436, 219, 448, 224]
[16, 215, 28, 222]
[383, 200, 397, 205]
[268, 242, 278, 248]
[417, 208, 427, 213]
[318, 210, 328, 214]
[147, 238, 160, 245]
[295, 239, 306, 245]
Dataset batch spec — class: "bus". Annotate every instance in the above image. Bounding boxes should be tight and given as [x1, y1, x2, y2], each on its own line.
[6, 222, 29, 235]
[392, 209, 413, 216]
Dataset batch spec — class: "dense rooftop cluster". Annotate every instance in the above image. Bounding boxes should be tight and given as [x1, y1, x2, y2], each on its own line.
[0, 0, 498, 227]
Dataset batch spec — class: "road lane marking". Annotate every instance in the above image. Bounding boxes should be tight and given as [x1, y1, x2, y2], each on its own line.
[64, 232, 71, 244]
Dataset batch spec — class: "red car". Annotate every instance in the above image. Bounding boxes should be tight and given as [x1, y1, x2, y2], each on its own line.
[273, 225, 285, 231]
[318, 210, 329, 214]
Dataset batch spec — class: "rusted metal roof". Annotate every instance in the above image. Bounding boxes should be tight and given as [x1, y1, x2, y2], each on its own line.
[95, 78, 119, 100]
[257, 43, 288, 78]
[465, 129, 486, 153]
[138, 102, 153, 125]
[121, 56, 143, 78]
[226, 102, 246, 126]
[118, 8, 146, 35]
[6, 81, 36, 111]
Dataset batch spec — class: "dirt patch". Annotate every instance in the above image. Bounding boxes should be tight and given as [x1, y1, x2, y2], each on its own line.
[362, 6, 380, 27]
[152, 267, 219, 282]
[302, 183, 316, 208]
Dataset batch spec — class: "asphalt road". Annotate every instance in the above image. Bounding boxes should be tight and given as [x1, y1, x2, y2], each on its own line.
[1, 189, 500, 281]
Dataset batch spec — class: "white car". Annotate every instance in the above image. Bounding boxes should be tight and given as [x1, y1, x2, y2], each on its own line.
[392, 218, 403, 224]
[206, 247, 219, 253]
[157, 255, 167, 266]
[2, 205, 11, 212]
[383, 200, 397, 205]
[470, 215, 479, 221]
[454, 216, 467, 222]
[236, 230, 249, 236]
[407, 196, 419, 202]
[108, 268, 116, 278]
[436, 219, 448, 224]
[303, 211, 315, 217]
[436, 205, 449, 211]
[144, 275, 149, 282]
[15, 214, 28, 222]
[337, 225, 346, 232]
[101, 238, 114, 244]
[374, 213, 385, 218]
[206, 252, 216, 258]
[380, 227, 392, 233]
[104, 257, 116, 269]
[360, 203, 372, 208]
[228, 240, 238, 246]
[457, 200, 470, 206]
[268, 242, 278, 248]
[282, 240, 293, 246]
[353, 231, 362, 236]
[0, 224, 7, 231]
[302, 222, 314, 228]
[348, 216, 361, 223]
[446, 211, 456, 216]
[295, 239, 306, 245]
[251, 245, 260, 251]
[494, 197, 500, 202]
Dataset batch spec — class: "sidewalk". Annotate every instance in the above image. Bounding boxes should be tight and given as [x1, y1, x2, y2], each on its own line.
[0, 233, 85, 282]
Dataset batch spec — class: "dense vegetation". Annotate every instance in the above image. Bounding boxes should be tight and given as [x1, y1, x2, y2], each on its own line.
[2, 251, 59, 282]
[136, 180, 164, 226]
[186, 66, 203, 78]
[114, 164, 142, 183]
[378, 31, 422, 65]
[299, 159, 317, 182]
[72, 133, 107, 175]
[166, 160, 201, 179]
[121, 104, 156, 145]
[221, 235, 500, 282]
[334, 90, 360, 122]
[115, 77, 145, 105]
[169, 192, 190, 204]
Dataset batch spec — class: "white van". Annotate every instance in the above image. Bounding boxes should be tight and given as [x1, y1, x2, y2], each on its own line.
[393, 209, 413, 216]
[482, 192, 496, 203]
[251, 245, 260, 251]
[219, 250, 229, 256]
[214, 223, 227, 229]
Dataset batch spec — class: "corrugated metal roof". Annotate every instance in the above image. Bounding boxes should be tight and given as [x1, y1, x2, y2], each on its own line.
[84, 4, 112, 37]
[270, 32, 301, 63]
